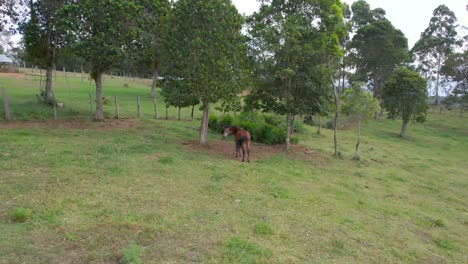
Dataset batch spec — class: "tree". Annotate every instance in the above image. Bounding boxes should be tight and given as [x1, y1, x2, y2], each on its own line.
[382, 67, 428, 138]
[246, 0, 345, 151]
[341, 85, 380, 160]
[442, 48, 468, 113]
[163, 0, 247, 145]
[21, 0, 70, 105]
[0, 0, 27, 32]
[349, 14, 409, 101]
[63, 0, 140, 121]
[411, 5, 460, 106]
[161, 80, 199, 120]
[133, 0, 169, 98]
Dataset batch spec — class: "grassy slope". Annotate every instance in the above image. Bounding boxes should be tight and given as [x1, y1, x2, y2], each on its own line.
[0, 74, 467, 263]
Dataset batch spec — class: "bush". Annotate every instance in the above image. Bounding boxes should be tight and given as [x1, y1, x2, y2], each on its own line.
[290, 137, 299, 145]
[121, 244, 143, 264]
[9, 207, 32, 223]
[254, 222, 274, 236]
[209, 112, 303, 145]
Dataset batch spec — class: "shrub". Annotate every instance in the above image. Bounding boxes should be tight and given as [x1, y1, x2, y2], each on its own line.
[121, 244, 143, 264]
[9, 207, 32, 223]
[223, 237, 271, 263]
[209, 112, 303, 145]
[290, 137, 299, 145]
[218, 115, 235, 132]
[254, 222, 274, 236]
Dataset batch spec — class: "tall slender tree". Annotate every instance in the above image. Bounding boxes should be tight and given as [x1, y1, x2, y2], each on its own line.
[411, 5, 460, 106]
[21, 0, 70, 104]
[246, 0, 345, 151]
[63, 0, 141, 121]
[163, 0, 247, 145]
[341, 85, 380, 160]
[133, 0, 169, 98]
[348, 1, 409, 102]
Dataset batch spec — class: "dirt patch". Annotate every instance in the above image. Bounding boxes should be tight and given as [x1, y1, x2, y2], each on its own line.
[0, 72, 26, 80]
[182, 140, 329, 164]
[0, 119, 142, 131]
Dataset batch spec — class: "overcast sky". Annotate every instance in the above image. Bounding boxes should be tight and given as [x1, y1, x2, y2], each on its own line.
[232, 0, 468, 48]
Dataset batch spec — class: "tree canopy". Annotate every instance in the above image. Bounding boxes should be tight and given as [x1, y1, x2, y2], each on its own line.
[62, 0, 141, 120]
[246, 0, 346, 150]
[163, 0, 247, 145]
[348, 4, 409, 100]
[342, 85, 380, 159]
[382, 67, 428, 138]
[411, 5, 460, 106]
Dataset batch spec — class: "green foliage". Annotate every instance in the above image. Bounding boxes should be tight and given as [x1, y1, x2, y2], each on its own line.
[382, 67, 428, 124]
[209, 113, 297, 145]
[223, 237, 271, 263]
[290, 137, 299, 145]
[433, 239, 459, 251]
[342, 86, 380, 120]
[246, 0, 343, 117]
[411, 5, 460, 105]
[253, 222, 274, 236]
[349, 13, 409, 98]
[121, 244, 143, 264]
[163, 0, 247, 143]
[158, 156, 174, 165]
[161, 80, 198, 109]
[246, 0, 345, 149]
[9, 207, 32, 223]
[441, 50, 468, 110]
[21, 0, 69, 69]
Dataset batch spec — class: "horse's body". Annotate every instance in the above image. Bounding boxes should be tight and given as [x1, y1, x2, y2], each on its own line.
[223, 126, 251, 162]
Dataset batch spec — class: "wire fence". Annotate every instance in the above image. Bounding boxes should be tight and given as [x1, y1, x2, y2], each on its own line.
[0, 68, 230, 122]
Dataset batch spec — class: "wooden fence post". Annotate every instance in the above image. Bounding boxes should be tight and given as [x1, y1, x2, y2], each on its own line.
[137, 96, 141, 119]
[114, 96, 120, 119]
[153, 97, 158, 119]
[2, 88, 11, 121]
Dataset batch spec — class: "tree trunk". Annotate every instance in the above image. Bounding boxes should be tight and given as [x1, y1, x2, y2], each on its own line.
[200, 102, 210, 145]
[94, 72, 104, 121]
[290, 115, 296, 135]
[354, 119, 361, 160]
[434, 56, 441, 106]
[285, 112, 292, 151]
[44, 65, 54, 103]
[165, 105, 168, 120]
[400, 119, 408, 138]
[150, 63, 160, 98]
[191, 105, 195, 120]
[178, 107, 181, 121]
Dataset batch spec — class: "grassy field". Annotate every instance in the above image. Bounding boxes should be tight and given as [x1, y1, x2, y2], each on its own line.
[0, 72, 467, 263]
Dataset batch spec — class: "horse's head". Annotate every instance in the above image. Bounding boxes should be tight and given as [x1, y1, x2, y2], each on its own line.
[222, 126, 234, 140]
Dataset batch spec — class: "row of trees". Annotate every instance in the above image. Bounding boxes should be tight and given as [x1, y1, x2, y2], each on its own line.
[2, 0, 466, 151]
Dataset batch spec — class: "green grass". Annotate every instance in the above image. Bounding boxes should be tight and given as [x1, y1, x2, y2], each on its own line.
[0, 72, 467, 262]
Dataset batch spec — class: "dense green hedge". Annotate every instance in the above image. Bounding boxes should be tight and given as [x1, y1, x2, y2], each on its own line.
[209, 112, 303, 145]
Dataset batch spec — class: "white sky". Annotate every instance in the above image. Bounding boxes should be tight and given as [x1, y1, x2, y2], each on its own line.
[232, 0, 468, 48]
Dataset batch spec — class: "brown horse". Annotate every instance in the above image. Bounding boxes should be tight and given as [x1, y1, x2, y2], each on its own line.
[223, 126, 251, 162]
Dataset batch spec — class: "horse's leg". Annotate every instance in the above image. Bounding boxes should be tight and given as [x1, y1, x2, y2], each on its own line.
[241, 144, 246, 162]
[235, 141, 240, 158]
[247, 141, 250, 162]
